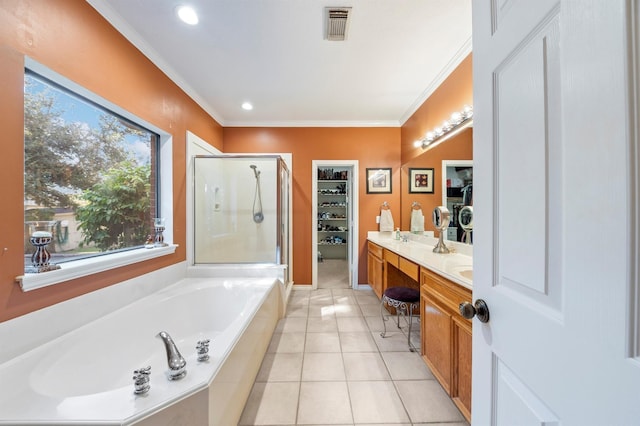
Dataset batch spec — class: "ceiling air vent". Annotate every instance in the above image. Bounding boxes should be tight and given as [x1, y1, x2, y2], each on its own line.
[325, 7, 352, 41]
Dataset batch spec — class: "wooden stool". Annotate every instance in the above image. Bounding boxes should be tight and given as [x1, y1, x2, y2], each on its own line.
[380, 286, 420, 352]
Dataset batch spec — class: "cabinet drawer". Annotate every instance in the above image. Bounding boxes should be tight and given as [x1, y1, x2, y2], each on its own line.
[421, 268, 472, 322]
[384, 249, 399, 267]
[399, 257, 419, 281]
[367, 241, 383, 258]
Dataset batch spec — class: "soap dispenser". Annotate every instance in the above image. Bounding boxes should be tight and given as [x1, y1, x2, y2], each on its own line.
[395, 227, 401, 240]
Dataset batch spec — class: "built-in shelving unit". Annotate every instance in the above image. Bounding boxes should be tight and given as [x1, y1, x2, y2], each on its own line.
[317, 168, 349, 260]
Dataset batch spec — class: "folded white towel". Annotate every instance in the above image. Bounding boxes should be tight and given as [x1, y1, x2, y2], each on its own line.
[379, 209, 395, 232]
[410, 209, 424, 233]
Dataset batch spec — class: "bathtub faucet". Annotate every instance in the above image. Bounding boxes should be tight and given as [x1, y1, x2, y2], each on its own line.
[157, 331, 187, 380]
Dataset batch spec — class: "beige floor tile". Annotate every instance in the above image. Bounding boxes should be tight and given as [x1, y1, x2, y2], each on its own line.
[305, 332, 341, 352]
[338, 332, 378, 352]
[413, 423, 469, 426]
[308, 304, 337, 317]
[285, 304, 308, 318]
[336, 316, 369, 332]
[331, 288, 354, 296]
[306, 315, 338, 332]
[381, 351, 434, 380]
[372, 330, 413, 352]
[255, 352, 303, 382]
[267, 332, 305, 353]
[394, 380, 466, 423]
[358, 303, 382, 317]
[357, 424, 410, 426]
[333, 294, 358, 305]
[297, 381, 353, 425]
[301, 352, 346, 381]
[348, 381, 410, 424]
[288, 294, 310, 306]
[333, 303, 363, 317]
[238, 382, 299, 425]
[354, 292, 380, 305]
[343, 352, 390, 381]
[363, 315, 385, 332]
[275, 317, 307, 333]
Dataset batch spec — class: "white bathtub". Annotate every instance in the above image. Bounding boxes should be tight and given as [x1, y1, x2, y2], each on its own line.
[0, 275, 284, 425]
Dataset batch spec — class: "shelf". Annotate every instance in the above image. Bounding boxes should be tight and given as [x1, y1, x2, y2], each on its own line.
[317, 171, 349, 261]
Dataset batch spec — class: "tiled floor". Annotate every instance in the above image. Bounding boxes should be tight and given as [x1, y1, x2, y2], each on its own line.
[238, 287, 469, 426]
[317, 259, 350, 289]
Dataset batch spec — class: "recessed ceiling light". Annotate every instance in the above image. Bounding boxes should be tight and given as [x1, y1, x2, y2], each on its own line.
[241, 102, 253, 111]
[176, 5, 199, 25]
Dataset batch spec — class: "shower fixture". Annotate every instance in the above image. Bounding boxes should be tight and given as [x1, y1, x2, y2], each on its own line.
[250, 165, 264, 223]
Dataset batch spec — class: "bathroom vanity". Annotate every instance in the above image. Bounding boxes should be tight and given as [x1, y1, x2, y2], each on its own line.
[367, 231, 472, 422]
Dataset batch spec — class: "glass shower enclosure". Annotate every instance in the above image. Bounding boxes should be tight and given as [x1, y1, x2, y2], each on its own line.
[193, 155, 290, 280]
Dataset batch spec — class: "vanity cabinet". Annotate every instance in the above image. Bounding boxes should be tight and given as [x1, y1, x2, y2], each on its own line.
[367, 242, 384, 298]
[420, 268, 472, 422]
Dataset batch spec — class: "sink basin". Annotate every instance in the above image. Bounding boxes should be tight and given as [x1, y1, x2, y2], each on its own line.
[458, 269, 473, 280]
[448, 265, 473, 281]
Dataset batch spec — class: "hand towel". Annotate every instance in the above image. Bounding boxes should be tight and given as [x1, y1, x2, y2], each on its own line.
[379, 209, 395, 232]
[410, 208, 424, 233]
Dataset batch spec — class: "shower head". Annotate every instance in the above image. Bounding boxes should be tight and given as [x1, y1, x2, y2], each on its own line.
[250, 164, 260, 178]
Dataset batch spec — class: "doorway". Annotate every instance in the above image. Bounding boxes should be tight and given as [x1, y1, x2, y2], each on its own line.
[312, 160, 359, 289]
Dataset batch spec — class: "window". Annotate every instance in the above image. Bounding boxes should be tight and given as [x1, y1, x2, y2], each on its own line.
[24, 69, 161, 272]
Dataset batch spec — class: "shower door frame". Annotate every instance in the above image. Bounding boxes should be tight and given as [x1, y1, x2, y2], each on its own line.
[311, 160, 359, 290]
[186, 132, 293, 282]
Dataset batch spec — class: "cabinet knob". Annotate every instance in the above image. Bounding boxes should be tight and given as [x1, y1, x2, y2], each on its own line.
[459, 299, 490, 323]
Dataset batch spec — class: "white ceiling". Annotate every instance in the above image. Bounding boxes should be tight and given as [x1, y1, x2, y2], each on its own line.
[86, 0, 472, 127]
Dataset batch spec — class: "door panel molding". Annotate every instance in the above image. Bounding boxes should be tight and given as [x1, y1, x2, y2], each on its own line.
[493, 355, 560, 426]
[628, 0, 640, 360]
[492, 10, 563, 314]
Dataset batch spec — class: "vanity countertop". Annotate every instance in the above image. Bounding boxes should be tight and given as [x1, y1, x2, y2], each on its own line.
[367, 231, 473, 289]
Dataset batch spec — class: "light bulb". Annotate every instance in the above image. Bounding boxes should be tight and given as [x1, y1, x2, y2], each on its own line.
[176, 5, 199, 25]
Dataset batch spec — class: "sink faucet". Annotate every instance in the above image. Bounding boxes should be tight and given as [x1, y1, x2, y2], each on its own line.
[157, 331, 187, 380]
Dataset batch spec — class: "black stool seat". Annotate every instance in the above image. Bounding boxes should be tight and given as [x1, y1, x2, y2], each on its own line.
[383, 287, 419, 303]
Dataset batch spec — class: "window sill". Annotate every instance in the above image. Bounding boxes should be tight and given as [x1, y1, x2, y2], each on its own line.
[16, 245, 178, 292]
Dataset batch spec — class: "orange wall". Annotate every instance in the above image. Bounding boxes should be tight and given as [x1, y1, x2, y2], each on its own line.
[223, 127, 401, 285]
[400, 54, 473, 231]
[401, 54, 473, 165]
[0, 0, 223, 322]
[0, 1, 474, 322]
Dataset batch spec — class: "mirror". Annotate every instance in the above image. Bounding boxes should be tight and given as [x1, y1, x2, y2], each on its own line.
[400, 127, 473, 240]
[458, 206, 473, 244]
[442, 160, 473, 243]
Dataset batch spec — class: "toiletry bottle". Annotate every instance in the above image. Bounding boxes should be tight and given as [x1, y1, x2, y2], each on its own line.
[395, 228, 401, 240]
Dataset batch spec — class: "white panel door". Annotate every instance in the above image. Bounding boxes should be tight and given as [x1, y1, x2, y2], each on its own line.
[472, 0, 640, 424]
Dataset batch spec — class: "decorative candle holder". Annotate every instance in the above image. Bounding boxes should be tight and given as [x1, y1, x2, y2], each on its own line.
[25, 221, 61, 273]
[154, 218, 168, 247]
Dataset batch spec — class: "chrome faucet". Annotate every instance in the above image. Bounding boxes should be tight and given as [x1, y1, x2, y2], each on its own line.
[157, 331, 187, 380]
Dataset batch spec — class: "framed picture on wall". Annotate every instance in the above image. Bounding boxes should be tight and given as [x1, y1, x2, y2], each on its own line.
[366, 168, 392, 194]
[409, 168, 434, 193]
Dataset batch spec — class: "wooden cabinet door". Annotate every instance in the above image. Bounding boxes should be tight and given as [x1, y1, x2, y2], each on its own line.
[452, 316, 472, 421]
[367, 250, 383, 299]
[421, 293, 451, 393]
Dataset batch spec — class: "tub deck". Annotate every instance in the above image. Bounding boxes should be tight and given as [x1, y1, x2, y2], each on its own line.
[0, 275, 283, 425]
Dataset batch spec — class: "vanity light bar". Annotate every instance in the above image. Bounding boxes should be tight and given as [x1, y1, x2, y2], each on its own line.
[414, 105, 473, 150]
